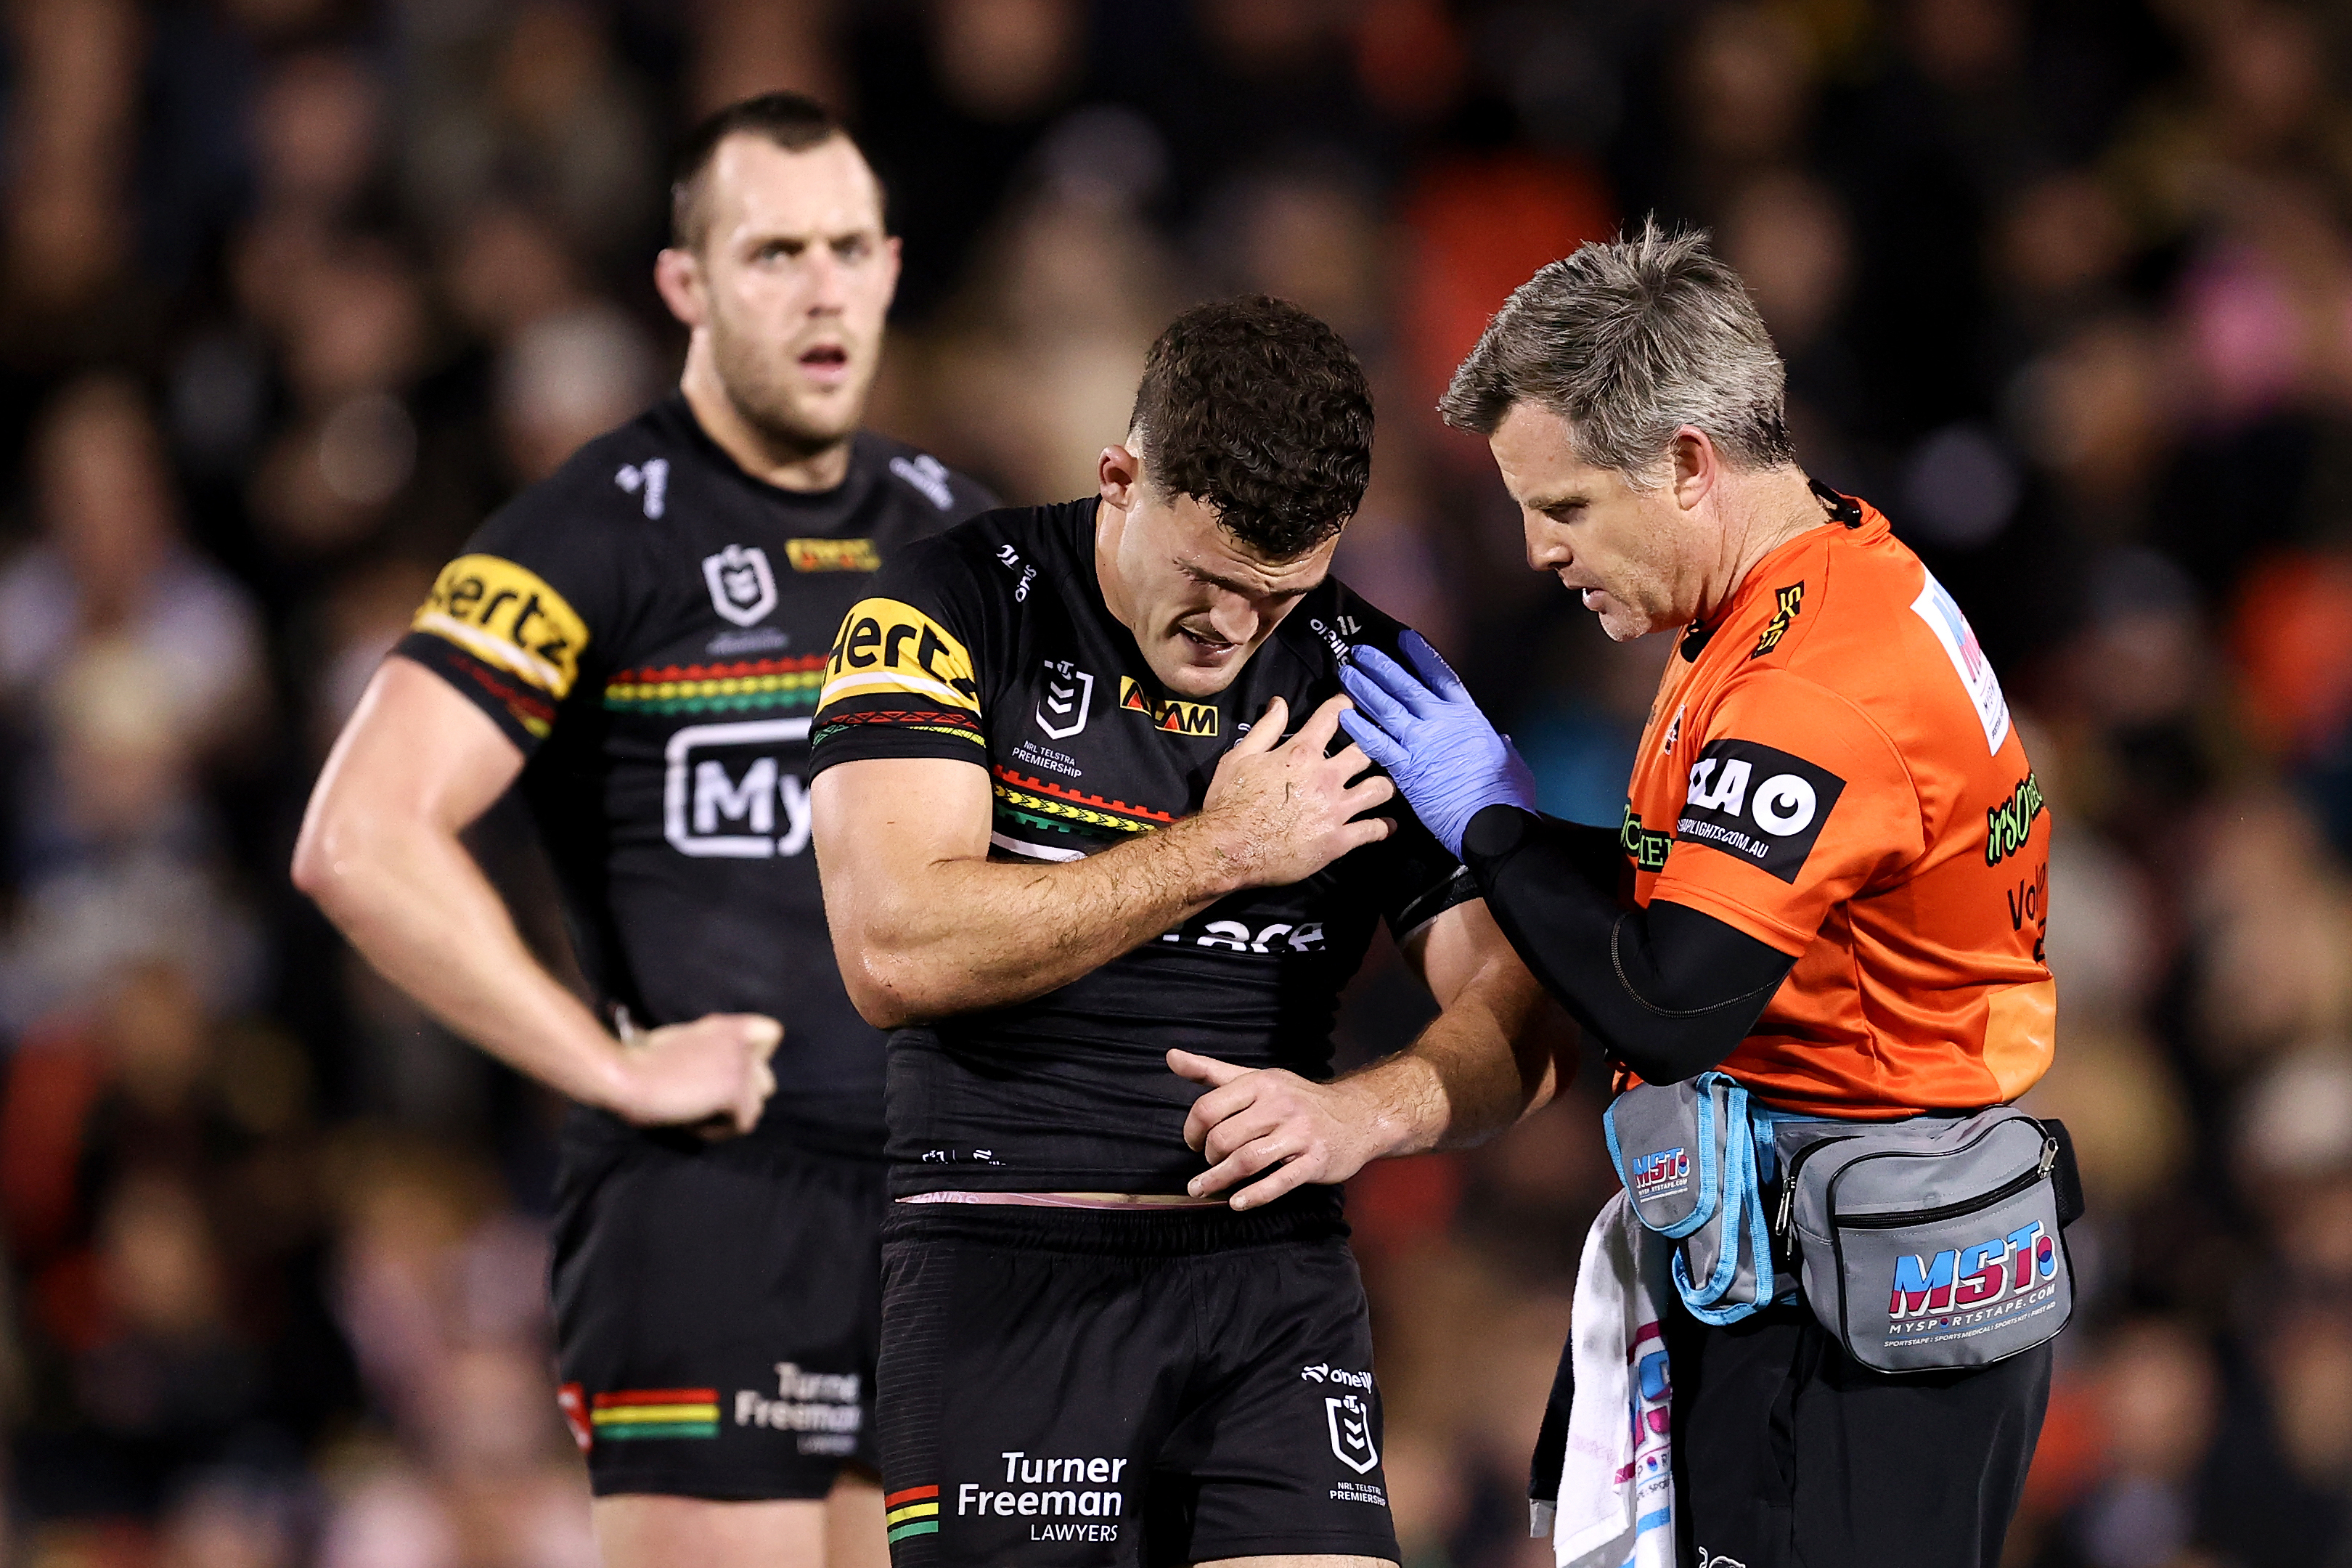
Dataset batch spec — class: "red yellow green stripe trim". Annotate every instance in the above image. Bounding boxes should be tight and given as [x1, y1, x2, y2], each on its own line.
[886, 1485, 941, 1542]
[589, 1388, 719, 1440]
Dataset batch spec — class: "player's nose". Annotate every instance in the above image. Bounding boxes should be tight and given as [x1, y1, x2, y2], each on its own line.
[803, 250, 850, 313]
[1207, 595, 1258, 645]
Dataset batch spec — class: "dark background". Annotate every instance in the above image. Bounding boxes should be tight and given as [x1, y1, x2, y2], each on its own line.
[0, 1, 2347, 1564]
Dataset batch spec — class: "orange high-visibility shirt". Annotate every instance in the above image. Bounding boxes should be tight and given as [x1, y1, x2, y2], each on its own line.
[1619, 499, 2054, 1116]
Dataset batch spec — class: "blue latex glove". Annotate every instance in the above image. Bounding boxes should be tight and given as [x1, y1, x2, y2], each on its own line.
[1338, 631, 1537, 858]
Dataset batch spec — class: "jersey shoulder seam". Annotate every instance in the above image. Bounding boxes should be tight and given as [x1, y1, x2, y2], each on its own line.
[1713, 665, 1927, 850]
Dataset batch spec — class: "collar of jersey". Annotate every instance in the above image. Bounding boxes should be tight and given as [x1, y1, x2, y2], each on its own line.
[658, 392, 877, 514]
[1681, 499, 1890, 658]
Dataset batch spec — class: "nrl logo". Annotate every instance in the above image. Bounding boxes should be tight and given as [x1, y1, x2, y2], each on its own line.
[1325, 1394, 1378, 1474]
[703, 543, 778, 627]
[1034, 659, 1094, 740]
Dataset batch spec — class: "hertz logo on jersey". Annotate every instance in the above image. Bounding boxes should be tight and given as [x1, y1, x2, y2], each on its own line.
[823, 598, 981, 712]
[412, 554, 589, 701]
[1118, 677, 1218, 737]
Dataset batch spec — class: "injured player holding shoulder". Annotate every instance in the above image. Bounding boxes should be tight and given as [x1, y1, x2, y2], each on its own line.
[809, 295, 1569, 1568]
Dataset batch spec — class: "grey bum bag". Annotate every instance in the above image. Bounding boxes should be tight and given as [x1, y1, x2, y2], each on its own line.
[1605, 1073, 2083, 1373]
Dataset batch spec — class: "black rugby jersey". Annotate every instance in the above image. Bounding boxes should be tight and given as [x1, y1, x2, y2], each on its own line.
[804, 498, 1477, 1195]
[395, 393, 994, 1160]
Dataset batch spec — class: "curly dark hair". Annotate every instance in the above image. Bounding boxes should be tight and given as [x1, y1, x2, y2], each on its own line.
[1128, 297, 1373, 558]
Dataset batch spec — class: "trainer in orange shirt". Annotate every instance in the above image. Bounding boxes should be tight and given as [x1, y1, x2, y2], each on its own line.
[1339, 223, 2056, 1568]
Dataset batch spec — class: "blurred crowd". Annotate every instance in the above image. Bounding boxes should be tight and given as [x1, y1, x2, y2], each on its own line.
[0, 0, 2349, 1564]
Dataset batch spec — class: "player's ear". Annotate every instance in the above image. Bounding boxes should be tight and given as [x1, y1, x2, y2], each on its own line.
[1098, 441, 1144, 514]
[654, 246, 707, 330]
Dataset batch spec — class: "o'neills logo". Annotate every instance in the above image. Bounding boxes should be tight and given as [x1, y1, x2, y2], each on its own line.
[1985, 771, 2044, 866]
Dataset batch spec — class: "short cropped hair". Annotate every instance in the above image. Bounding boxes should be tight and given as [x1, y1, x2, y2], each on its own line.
[1130, 297, 1373, 558]
[1439, 219, 1796, 485]
[669, 93, 881, 250]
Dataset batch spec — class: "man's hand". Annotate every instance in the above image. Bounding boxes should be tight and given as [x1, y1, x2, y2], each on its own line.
[1338, 632, 1536, 857]
[1197, 693, 1397, 890]
[1171, 1048, 1392, 1211]
[611, 1013, 783, 1138]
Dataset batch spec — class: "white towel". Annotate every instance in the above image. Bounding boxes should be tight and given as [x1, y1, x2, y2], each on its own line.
[1540, 1192, 1678, 1568]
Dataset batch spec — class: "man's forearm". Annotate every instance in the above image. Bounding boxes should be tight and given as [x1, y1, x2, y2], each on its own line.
[302, 817, 630, 1108]
[1346, 954, 1556, 1159]
[835, 812, 1256, 1024]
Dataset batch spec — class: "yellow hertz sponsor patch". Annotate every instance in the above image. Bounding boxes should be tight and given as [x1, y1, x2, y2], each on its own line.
[1119, 677, 1218, 736]
[787, 537, 880, 572]
[412, 554, 589, 699]
[822, 598, 981, 712]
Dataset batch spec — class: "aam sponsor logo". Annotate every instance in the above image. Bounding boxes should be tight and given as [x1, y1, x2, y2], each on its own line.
[1675, 738, 1847, 883]
[663, 719, 812, 859]
[1119, 677, 1217, 736]
[735, 1363, 861, 1457]
[822, 597, 981, 712]
[412, 554, 589, 699]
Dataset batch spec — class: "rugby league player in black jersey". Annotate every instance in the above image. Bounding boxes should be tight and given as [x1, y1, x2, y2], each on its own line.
[295, 96, 990, 1568]
[808, 299, 1560, 1568]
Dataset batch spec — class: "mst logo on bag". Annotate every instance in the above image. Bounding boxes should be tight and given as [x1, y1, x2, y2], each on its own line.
[1888, 1221, 2059, 1332]
[1676, 738, 1846, 883]
[1630, 1147, 1690, 1200]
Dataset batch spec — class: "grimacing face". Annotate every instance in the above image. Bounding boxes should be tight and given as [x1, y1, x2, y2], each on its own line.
[1490, 401, 1699, 642]
[675, 134, 899, 450]
[1095, 444, 1341, 700]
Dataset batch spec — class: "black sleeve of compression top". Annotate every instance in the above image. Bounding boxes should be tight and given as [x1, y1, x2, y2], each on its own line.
[1459, 804, 1798, 1084]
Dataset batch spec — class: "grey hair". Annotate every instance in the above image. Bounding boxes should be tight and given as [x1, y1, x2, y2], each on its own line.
[1438, 219, 1796, 486]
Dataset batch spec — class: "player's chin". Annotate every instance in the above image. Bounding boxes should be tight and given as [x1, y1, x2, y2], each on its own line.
[756, 380, 864, 444]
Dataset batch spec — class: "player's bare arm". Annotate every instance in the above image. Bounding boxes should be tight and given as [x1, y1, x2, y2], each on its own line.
[812, 692, 1394, 1028]
[1174, 897, 1559, 1210]
[293, 656, 780, 1133]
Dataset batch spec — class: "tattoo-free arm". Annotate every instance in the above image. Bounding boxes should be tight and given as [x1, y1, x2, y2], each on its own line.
[292, 657, 779, 1130]
[1178, 897, 1564, 1209]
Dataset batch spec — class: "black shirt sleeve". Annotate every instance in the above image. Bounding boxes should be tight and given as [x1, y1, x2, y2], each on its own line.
[807, 529, 1000, 773]
[1461, 804, 1796, 1082]
[1334, 595, 1481, 942]
[393, 474, 634, 754]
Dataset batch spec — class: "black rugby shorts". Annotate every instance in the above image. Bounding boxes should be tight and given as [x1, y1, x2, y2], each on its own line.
[550, 1135, 884, 1500]
[875, 1201, 1401, 1567]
